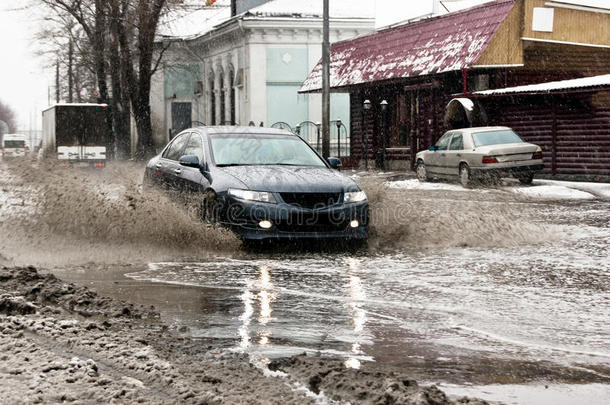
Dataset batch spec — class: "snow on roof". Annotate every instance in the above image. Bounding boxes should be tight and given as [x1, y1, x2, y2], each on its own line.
[157, 0, 374, 41]
[157, 0, 232, 40]
[244, 0, 375, 19]
[300, 0, 517, 93]
[473, 74, 610, 96]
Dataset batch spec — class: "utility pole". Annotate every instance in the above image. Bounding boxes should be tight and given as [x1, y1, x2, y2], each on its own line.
[321, 0, 330, 158]
[55, 59, 60, 103]
[68, 38, 74, 103]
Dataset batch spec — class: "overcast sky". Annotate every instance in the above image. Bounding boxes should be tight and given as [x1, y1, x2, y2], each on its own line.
[0, 0, 49, 130]
[0, 0, 607, 129]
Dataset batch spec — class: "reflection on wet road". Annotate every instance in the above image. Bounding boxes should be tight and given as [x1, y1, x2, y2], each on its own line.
[121, 200, 610, 395]
[20, 165, 604, 404]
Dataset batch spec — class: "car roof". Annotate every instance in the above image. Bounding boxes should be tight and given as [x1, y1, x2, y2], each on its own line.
[192, 126, 296, 137]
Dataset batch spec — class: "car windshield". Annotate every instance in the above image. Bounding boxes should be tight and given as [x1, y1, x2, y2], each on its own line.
[472, 130, 524, 147]
[4, 140, 25, 148]
[210, 134, 326, 167]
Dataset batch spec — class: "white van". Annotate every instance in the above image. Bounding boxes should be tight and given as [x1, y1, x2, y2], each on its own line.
[2, 134, 28, 158]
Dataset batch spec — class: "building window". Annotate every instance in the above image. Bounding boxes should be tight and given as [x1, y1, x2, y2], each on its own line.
[220, 74, 226, 125]
[195, 81, 203, 96]
[472, 74, 490, 91]
[229, 69, 236, 125]
[209, 77, 216, 125]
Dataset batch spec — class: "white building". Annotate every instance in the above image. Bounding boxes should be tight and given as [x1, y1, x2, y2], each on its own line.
[150, 0, 375, 151]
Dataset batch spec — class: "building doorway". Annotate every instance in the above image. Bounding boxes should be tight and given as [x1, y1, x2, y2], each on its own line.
[171, 102, 192, 138]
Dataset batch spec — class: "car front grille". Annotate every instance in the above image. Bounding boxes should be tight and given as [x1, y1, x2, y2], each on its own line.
[280, 192, 341, 209]
[275, 211, 349, 233]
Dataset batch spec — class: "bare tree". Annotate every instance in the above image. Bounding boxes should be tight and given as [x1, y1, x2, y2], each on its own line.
[36, 13, 98, 104]
[41, 0, 184, 159]
[108, 0, 174, 159]
[0, 100, 18, 133]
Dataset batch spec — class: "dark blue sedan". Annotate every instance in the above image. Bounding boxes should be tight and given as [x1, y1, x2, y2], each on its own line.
[144, 127, 369, 242]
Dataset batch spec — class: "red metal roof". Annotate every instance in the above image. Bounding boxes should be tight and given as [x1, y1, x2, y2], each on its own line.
[300, 0, 517, 92]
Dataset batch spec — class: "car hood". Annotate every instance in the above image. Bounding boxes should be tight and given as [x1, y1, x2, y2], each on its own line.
[476, 142, 538, 155]
[218, 166, 359, 193]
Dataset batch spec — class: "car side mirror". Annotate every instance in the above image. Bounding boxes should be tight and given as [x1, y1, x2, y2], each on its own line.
[179, 155, 200, 168]
[428, 146, 437, 152]
[327, 157, 342, 170]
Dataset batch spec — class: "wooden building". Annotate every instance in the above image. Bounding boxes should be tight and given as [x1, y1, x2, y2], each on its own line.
[300, 0, 610, 176]
[473, 74, 610, 177]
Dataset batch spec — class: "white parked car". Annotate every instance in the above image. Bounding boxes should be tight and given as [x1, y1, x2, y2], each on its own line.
[415, 126, 544, 186]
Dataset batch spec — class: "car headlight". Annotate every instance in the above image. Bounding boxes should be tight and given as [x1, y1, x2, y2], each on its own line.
[344, 190, 367, 204]
[228, 188, 277, 203]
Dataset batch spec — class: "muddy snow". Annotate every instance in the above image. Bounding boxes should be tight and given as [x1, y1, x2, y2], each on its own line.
[1, 159, 609, 404]
[0, 266, 486, 404]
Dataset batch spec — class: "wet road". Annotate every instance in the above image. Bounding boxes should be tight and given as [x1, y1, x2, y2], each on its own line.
[46, 181, 610, 405]
[2, 160, 609, 404]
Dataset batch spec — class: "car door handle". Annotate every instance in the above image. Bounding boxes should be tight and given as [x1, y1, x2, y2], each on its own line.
[457, 153, 462, 157]
[155, 163, 163, 169]
[174, 168, 182, 175]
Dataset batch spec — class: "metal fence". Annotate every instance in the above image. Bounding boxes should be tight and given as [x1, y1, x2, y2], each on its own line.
[272, 120, 350, 158]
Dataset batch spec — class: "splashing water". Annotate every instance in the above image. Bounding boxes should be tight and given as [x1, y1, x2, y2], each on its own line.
[0, 160, 239, 266]
[0, 160, 553, 266]
[358, 177, 555, 250]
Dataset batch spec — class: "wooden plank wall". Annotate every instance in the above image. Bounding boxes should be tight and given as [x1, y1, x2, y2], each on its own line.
[484, 92, 610, 176]
[523, 0, 610, 46]
[349, 88, 449, 167]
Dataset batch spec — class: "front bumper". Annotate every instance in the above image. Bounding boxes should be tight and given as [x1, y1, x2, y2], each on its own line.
[218, 196, 369, 241]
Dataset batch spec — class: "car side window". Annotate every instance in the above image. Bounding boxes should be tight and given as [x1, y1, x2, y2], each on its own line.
[449, 133, 463, 150]
[435, 132, 452, 151]
[163, 133, 190, 161]
[182, 133, 204, 163]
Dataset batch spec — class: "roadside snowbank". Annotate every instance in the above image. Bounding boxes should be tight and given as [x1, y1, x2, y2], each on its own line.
[0, 266, 487, 405]
[385, 178, 609, 201]
[510, 185, 596, 200]
[534, 180, 610, 200]
[386, 179, 468, 192]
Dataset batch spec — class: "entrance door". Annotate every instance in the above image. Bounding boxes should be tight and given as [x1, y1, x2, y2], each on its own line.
[171, 102, 192, 138]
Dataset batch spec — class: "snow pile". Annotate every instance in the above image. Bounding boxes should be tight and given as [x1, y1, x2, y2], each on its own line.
[510, 185, 596, 200]
[387, 179, 468, 192]
[535, 179, 610, 200]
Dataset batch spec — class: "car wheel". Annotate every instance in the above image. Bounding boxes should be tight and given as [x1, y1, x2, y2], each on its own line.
[518, 173, 534, 185]
[201, 190, 219, 224]
[416, 160, 429, 182]
[459, 164, 472, 187]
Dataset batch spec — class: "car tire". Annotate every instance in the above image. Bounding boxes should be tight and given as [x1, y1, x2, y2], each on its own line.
[416, 160, 429, 182]
[202, 190, 219, 224]
[459, 163, 472, 187]
[518, 173, 534, 185]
